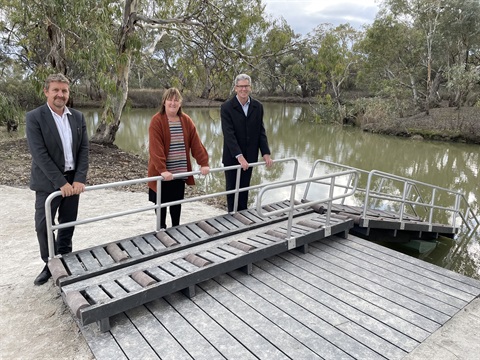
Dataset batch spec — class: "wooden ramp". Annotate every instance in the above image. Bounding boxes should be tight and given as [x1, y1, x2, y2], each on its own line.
[54, 201, 353, 332]
[327, 203, 457, 240]
[75, 234, 480, 360]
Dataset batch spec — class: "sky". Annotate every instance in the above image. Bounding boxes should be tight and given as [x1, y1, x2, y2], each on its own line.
[263, 0, 380, 35]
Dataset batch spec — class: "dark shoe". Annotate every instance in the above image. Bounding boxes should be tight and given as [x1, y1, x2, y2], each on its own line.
[34, 265, 51, 286]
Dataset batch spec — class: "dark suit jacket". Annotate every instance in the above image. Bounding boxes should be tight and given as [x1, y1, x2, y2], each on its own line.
[221, 95, 270, 166]
[26, 104, 89, 193]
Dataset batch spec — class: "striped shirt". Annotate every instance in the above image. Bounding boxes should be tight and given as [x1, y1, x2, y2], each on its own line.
[166, 120, 188, 178]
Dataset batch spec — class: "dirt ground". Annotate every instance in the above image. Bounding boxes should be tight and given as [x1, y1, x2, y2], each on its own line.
[0, 139, 225, 359]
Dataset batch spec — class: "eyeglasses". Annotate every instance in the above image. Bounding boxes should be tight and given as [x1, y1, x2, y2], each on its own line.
[235, 85, 251, 89]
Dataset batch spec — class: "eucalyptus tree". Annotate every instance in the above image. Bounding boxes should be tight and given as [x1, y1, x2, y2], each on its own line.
[282, 41, 319, 98]
[382, 0, 446, 113]
[359, 15, 424, 109]
[371, 0, 480, 112]
[251, 19, 298, 95]
[91, 0, 273, 144]
[0, 0, 119, 97]
[438, 0, 480, 107]
[1, 0, 271, 145]
[312, 23, 361, 116]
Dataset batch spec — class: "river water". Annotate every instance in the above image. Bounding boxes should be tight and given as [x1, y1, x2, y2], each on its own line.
[18, 103, 480, 279]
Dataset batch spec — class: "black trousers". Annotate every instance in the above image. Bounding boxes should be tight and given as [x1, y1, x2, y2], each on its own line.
[149, 179, 186, 229]
[34, 173, 79, 263]
[225, 167, 253, 212]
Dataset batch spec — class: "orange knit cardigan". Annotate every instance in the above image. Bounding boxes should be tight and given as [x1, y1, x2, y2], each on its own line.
[147, 112, 209, 190]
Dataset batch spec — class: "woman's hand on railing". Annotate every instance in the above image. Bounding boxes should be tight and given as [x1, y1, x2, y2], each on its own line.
[200, 166, 210, 175]
[160, 171, 174, 181]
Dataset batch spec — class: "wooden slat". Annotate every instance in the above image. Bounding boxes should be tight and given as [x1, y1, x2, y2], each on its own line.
[184, 223, 210, 238]
[205, 274, 354, 359]
[125, 304, 193, 359]
[176, 225, 202, 241]
[344, 236, 480, 295]
[119, 239, 142, 258]
[108, 312, 160, 359]
[206, 218, 230, 232]
[131, 236, 155, 255]
[211, 216, 238, 231]
[77, 251, 101, 271]
[228, 269, 398, 360]
[91, 247, 115, 267]
[326, 239, 470, 306]
[62, 253, 87, 275]
[189, 284, 289, 359]
[145, 297, 225, 359]
[115, 275, 144, 293]
[143, 234, 166, 251]
[164, 228, 191, 245]
[312, 240, 460, 316]
[247, 262, 408, 359]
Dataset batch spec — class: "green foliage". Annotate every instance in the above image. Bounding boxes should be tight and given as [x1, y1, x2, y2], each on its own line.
[0, 92, 23, 126]
[445, 64, 480, 108]
[351, 97, 397, 126]
[0, 75, 43, 110]
[127, 89, 162, 108]
[312, 94, 339, 123]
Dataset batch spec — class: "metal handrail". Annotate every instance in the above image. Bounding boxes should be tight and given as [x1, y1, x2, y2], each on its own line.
[306, 160, 479, 233]
[44, 158, 298, 259]
[363, 170, 479, 231]
[304, 159, 369, 205]
[256, 169, 359, 242]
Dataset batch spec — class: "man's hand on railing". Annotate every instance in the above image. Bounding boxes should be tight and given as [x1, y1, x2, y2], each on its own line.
[60, 182, 74, 197]
[237, 155, 249, 171]
[72, 182, 86, 195]
[263, 154, 273, 168]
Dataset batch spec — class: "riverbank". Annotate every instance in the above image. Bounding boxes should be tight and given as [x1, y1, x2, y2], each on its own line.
[3, 93, 480, 144]
[360, 105, 480, 144]
[0, 137, 226, 209]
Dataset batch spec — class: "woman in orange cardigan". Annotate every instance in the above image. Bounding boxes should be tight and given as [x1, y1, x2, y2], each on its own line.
[148, 88, 210, 229]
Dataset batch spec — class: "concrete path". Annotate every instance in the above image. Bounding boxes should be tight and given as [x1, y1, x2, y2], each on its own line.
[405, 297, 480, 360]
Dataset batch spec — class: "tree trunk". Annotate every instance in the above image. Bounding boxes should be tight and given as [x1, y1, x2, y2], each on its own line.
[46, 18, 67, 75]
[428, 69, 443, 109]
[90, 0, 137, 145]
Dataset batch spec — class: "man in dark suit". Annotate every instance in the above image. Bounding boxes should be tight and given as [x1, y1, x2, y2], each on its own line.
[221, 73, 273, 212]
[26, 73, 89, 285]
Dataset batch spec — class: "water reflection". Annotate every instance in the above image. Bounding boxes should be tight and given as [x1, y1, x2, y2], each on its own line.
[81, 104, 479, 280]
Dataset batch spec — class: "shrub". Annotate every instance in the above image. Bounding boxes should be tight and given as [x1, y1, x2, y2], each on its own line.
[351, 97, 397, 127]
[0, 92, 23, 127]
[128, 89, 163, 108]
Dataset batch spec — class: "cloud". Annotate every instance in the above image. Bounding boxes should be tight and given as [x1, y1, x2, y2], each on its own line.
[264, 0, 379, 34]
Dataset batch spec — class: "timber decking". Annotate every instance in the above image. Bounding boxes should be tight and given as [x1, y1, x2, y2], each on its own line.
[58, 202, 353, 331]
[52, 199, 474, 359]
[76, 234, 480, 360]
